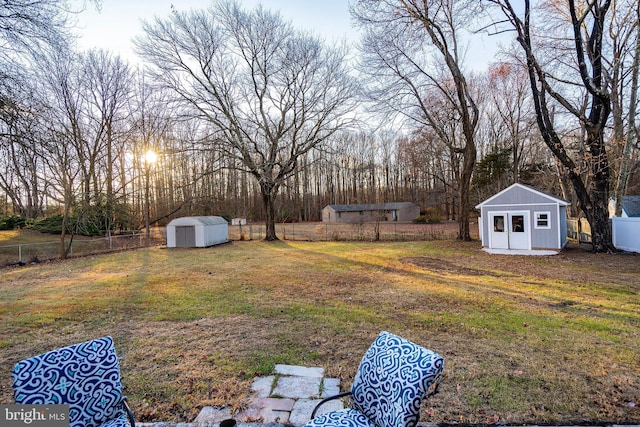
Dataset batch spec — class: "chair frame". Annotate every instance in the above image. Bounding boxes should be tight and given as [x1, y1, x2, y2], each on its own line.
[311, 384, 441, 420]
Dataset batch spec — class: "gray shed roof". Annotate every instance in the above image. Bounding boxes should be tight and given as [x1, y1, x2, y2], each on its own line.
[325, 202, 417, 212]
[621, 196, 640, 217]
[168, 216, 228, 226]
[476, 183, 569, 208]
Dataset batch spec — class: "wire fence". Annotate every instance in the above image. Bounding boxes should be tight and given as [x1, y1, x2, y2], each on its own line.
[0, 230, 165, 268]
[228, 221, 477, 242]
[1, 222, 477, 268]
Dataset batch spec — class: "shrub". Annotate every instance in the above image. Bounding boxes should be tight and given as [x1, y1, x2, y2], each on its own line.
[28, 215, 100, 236]
[29, 215, 66, 234]
[0, 215, 26, 230]
[417, 207, 443, 224]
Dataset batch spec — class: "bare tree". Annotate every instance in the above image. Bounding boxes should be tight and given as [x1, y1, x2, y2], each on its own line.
[135, 1, 356, 240]
[352, 0, 481, 240]
[81, 49, 133, 217]
[37, 49, 85, 257]
[0, 0, 74, 58]
[610, 0, 640, 215]
[0, 0, 80, 220]
[0, 65, 47, 218]
[485, 63, 538, 184]
[489, 0, 623, 252]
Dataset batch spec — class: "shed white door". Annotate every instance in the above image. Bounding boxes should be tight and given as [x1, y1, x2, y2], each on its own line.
[489, 211, 530, 250]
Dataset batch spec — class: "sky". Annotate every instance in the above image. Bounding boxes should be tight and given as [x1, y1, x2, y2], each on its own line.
[74, 0, 504, 71]
[74, 0, 359, 63]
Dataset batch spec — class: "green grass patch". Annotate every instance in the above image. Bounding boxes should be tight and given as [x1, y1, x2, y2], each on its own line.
[1, 240, 639, 424]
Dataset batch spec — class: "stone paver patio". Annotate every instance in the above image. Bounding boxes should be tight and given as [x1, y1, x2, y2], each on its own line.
[136, 364, 640, 427]
[138, 364, 344, 427]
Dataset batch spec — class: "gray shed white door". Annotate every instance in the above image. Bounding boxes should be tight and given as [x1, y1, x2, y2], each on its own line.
[489, 211, 530, 250]
[175, 226, 196, 247]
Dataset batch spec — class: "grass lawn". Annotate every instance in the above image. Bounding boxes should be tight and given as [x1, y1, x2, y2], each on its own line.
[1, 239, 639, 424]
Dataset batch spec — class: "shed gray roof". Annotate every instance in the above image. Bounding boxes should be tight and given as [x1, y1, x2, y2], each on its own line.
[168, 216, 228, 226]
[476, 183, 569, 208]
[325, 202, 417, 212]
[621, 196, 640, 217]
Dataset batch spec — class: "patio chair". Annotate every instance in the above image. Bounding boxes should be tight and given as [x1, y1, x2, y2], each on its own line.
[11, 336, 135, 427]
[306, 331, 444, 427]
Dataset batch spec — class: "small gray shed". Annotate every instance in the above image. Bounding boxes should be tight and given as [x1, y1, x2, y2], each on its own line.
[166, 216, 228, 248]
[476, 183, 569, 251]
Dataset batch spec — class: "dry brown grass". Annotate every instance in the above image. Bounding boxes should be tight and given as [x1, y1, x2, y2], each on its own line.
[1, 239, 639, 424]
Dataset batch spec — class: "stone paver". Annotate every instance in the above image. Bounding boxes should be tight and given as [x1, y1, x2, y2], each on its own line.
[193, 407, 233, 424]
[165, 364, 348, 427]
[251, 375, 275, 398]
[272, 375, 322, 399]
[274, 364, 324, 378]
[321, 377, 341, 398]
[236, 398, 295, 424]
[289, 398, 345, 426]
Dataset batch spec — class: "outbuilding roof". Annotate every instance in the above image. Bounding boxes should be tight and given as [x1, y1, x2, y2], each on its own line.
[475, 183, 569, 208]
[325, 202, 417, 212]
[620, 196, 640, 217]
[167, 216, 228, 226]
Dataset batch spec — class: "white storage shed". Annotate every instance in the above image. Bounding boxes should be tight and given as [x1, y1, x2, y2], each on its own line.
[166, 216, 229, 248]
[476, 183, 569, 251]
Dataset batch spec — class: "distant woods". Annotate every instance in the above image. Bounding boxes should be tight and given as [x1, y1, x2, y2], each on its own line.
[0, 0, 639, 250]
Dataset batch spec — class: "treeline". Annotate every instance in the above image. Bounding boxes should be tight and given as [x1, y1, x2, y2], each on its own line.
[1, 1, 639, 251]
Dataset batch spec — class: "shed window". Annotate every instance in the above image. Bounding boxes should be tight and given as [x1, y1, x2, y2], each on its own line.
[535, 212, 551, 229]
[511, 215, 525, 233]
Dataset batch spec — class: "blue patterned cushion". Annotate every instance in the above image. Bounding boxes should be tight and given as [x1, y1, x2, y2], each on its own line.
[306, 408, 375, 427]
[350, 331, 444, 427]
[100, 412, 133, 427]
[11, 336, 131, 427]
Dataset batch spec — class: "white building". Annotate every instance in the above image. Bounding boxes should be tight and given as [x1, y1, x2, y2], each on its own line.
[166, 216, 228, 248]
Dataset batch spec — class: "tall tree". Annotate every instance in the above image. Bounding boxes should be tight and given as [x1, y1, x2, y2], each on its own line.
[38, 49, 86, 257]
[135, 0, 356, 240]
[0, 70, 46, 218]
[352, 0, 481, 240]
[610, 0, 640, 215]
[0, 0, 73, 59]
[0, 0, 76, 219]
[81, 50, 132, 211]
[489, 0, 620, 252]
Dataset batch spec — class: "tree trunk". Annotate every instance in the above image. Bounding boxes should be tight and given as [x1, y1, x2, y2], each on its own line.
[59, 197, 72, 260]
[584, 197, 613, 253]
[59, 216, 68, 260]
[583, 128, 614, 252]
[261, 184, 278, 241]
[458, 187, 471, 241]
[457, 145, 475, 241]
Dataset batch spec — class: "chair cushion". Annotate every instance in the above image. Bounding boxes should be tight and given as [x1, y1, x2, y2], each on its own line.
[12, 336, 126, 427]
[100, 412, 132, 427]
[350, 331, 444, 427]
[306, 408, 375, 427]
